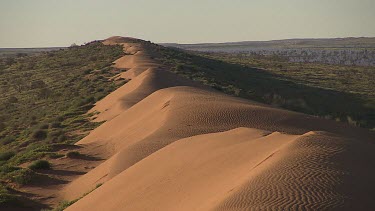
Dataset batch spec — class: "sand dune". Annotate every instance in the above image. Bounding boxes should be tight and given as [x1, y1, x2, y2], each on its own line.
[66, 129, 375, 211]
[61, 37, 375, 210]
[90, 68, 203, 122]
[215, 131, 375, 210]
[90, 36, 205, 122]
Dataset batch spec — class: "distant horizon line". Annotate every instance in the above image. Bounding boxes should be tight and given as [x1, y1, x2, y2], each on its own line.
[162, 36, 375, 45]
[1, 36, 375, 49]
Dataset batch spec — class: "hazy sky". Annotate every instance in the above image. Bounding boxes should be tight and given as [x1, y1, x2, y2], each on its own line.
[1, 0, 374, 47]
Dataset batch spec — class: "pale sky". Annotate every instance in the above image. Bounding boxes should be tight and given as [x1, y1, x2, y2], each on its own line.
[0, 0, 374, 47]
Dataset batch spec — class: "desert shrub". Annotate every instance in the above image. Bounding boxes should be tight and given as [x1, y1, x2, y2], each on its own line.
[31, 130, 47, 140]
[66, 151, 80, 158]
[7, 96, 18, 104]
[77, 96, 95, 106]
[48, 130, 64, 139]
[0, 122, 5, 132]
[0, 137, 15, 145]
[11, 151, 45, 165]
[85, 96, 95, 104]
[89, 56, 98, 61]
[30, 80, 46, 89]
[39, 124, 49, 130]
[83, 69, 92, 74]
[0, 184, 20, 206]
[4, 57, 15, 66]
[49, 122, 61, 128]
[95, 93, 107, 101]
[8, 168, 37, 185]
[53, 182, 103, 211]
[48, 153, 64, 159]
[57, 134, 66, 142]
[38, 88, 52, 99]
[0, 165, 20, 175]
[53, 200, 75, 211]
[0, 152, 16, 161]
[28, 160, 51, 170]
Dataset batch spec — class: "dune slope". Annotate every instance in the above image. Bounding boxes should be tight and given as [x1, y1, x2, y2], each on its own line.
[61, 37, 374, 211]
[67, 129, 375, 211]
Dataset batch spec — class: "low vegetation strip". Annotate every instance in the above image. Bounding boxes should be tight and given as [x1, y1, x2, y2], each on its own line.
[0, 41, 124, 209]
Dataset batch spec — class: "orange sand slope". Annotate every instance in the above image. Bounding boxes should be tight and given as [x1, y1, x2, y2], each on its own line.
[64, 37, 375, 211]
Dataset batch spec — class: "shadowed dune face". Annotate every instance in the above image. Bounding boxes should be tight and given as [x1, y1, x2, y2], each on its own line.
[60, 37, 375, 211]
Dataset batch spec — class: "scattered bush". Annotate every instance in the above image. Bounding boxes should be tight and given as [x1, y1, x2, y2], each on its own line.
[0, 136, 15, 145]
[7, 96, 18, 104]
[8, 168, 37, 185]
[31, 130, 47, 140]
[66, 151, 80, 158]
[83, 69, 92, 74]
[39, 124, 49, 130]
[48, 153, 64, 159]
[28, 160, 51, 170]
[53, 200, 75, 211]
[53, 182, 103, 211]
[0, 122, 5, 132]
[47, 130, 64, 140]
[0, 42, 125, 207]
[30, 80, 46, 89]
[57, 134, 66, 142]
[49, 122, 62, 128]
[0, 165, 20, 174]
[0, 184, 20, 206]
[0, 151, 16, 161]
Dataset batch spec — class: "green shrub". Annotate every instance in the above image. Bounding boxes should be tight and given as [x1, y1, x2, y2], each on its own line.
[8, 168, 37, 185]
[57, 134, 66, 142]
[0, 136, 15, 145]
[48, 153, 64, 159]
[0, 184, 20, 206]
[53, 182, 103, 211]
[0, 151, 16, 161]
[0, 165, 20, 174]
[11, 150, 47, 165]
[39, 123, 49, 129]
[28, 160, 51, 170]
[49, 122, 62, 128]
[31, 130, 47, 140]
[47, 130, 64, 139]
[53, 200, 77, 211]
[0, 122, 5, 132]
[30, 80, 46, 89]
[7, 96, 18, 104]
[66, 151, 80, 158]
[83, 69, 92, 74]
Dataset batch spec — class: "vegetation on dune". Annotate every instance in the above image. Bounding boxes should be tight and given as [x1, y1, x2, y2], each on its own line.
[150, 45, 375, 129]
[0, 41, 125, 207]
[65, 151, 81, 158]
[28, 160, 51, 170]
[52, 183, 103, 211]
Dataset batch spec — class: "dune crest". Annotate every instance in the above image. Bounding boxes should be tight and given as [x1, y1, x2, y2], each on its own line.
[61, 37, 375, 211]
